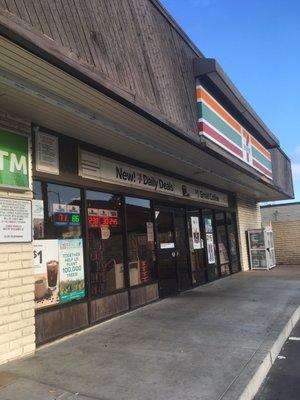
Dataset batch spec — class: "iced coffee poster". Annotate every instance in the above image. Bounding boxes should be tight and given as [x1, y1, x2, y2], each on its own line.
[34, 239, 60, 309]
[58, 239, 85, 304]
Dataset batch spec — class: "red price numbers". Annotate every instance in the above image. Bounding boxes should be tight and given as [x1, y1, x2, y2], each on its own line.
[88, 215, 100, 228]
[99, 217, 119, 226]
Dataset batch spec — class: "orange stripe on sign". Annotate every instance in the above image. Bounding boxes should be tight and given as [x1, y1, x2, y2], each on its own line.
[251, 135, 271, 160]
[196, 87, 241, 135]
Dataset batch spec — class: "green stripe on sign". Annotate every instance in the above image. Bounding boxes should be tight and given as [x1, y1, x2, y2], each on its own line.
[198, 102, 242, 148]
[252, 147, 272, 170]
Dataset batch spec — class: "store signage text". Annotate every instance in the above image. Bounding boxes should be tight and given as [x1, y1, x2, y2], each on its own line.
[0, 130, 30, 189]
[0, 197, 32, 243]
[79, 150, 229, 207]
[116, 167, 174, 192]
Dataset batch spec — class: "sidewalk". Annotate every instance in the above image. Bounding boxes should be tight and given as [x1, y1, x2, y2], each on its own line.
[0, 266, 299, 400]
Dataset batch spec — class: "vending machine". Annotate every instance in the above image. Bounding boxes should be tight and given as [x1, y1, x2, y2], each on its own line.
[247, 227, 276, 270]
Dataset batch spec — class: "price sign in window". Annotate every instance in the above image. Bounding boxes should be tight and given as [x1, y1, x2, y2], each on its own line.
[53, 212, 81, 226]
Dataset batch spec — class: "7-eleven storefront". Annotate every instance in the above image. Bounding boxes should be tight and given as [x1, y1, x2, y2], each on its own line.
[0, 36, 292, 363]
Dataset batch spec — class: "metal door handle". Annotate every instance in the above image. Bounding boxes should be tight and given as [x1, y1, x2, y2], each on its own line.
[176, 251, 179, 256]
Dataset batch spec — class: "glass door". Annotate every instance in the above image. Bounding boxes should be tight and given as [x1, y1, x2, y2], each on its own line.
[215, 212, 231, 277]
[226, 212, 240, 273]
[174, 208, 192, 292]
[155, 209, 178, 297]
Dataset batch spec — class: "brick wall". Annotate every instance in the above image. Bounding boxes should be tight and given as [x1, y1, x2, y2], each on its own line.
[0, 113, 35, 365]
[271, 220, 300, 265]
[236, 194, 262, 271]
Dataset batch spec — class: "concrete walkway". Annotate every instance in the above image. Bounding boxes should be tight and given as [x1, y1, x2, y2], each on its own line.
[0, 266, 300, 400]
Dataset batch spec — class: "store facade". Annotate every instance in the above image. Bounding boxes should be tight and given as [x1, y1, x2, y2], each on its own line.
[31, 131, 241, 344]
[0, 0, 294, 363]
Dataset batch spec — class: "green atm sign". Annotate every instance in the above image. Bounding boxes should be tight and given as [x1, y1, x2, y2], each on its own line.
[0, 130, 30, 190]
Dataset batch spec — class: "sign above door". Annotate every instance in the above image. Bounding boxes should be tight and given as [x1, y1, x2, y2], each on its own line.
[79, 150, 229, 208]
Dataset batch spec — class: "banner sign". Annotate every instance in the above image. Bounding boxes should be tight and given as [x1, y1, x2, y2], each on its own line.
[191, 216, 201, 250]
[34, 238, 85, 309]
[0, 197, 31, 243]
[34, 239, 60, 309]
[196, 85, 273, 180]
[58, 239, 85, 304]
[79, 150, 229, 207]
[0, 129, 30, 189]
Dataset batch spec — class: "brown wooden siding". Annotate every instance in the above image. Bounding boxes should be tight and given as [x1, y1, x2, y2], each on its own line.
[130, 283, 159, 309]
[0, 0, 199, 135]
[35, 302, 89, 345]
[90, 291, 129, 323]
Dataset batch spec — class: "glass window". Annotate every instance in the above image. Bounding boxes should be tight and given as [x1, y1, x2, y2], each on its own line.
[226, 212, 240, 273]
[215, 212, 230, 276]
[87, 191, 124, 297]
[33, 181, 85, 310]
[126, 197, 156, 286]
[202, 209, 218, 281]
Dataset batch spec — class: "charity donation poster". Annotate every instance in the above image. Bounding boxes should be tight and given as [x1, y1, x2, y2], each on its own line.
[58, 239, 85, 303]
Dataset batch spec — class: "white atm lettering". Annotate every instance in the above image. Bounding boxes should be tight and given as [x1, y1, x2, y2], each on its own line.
[0, 151, 9, 170]
[0, 150, 27, 175]
[10, 154, 27, 175]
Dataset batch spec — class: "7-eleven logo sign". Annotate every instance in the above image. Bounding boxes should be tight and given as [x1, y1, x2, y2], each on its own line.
[242, 129, 252, 165]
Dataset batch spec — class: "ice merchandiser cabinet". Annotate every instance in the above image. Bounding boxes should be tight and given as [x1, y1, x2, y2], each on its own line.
[247, 228, 276, 270]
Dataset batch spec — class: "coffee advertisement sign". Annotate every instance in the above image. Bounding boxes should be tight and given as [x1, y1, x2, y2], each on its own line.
[34, 240, 60, 309]
[34, 239, 85, 309]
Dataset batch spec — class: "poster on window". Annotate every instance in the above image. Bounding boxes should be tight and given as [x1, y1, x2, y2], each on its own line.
[191, 216, 201, 249]
[146, 222, 154, 243]
[58, 239, 85, 304]
[34, 239, 60, 309]
[204, 217, 213, 234]
[32, 199, 44, 239]
[206, 234, 216, 264]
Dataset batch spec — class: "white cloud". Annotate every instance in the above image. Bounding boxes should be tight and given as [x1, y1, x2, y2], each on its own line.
[292, 163, 300, 181]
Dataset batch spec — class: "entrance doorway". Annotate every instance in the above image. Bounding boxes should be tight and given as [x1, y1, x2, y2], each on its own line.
[155, 206, 191, 297]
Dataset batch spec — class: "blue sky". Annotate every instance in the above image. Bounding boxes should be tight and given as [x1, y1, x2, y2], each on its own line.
[161, 0, 300, 202]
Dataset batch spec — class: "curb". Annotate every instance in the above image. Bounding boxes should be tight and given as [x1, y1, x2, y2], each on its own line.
[220, 305, 300, 400]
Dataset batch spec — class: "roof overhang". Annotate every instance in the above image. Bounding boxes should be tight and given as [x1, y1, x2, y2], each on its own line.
[0, 35, 290, 202]
[194, 58, 280, 148]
